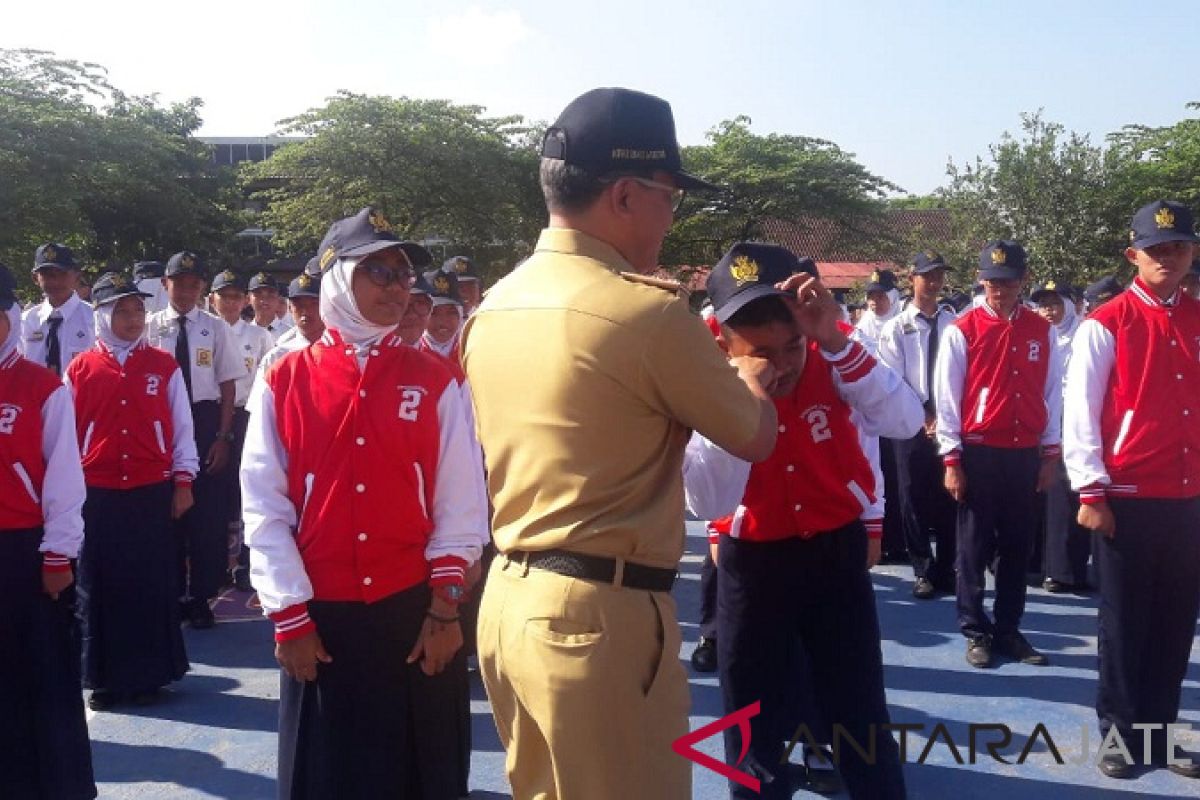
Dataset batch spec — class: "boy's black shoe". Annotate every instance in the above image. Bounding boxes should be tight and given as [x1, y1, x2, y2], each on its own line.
[994, 631, 1048, 665]
[691, 637, 717, 673]
[966, 635, 992, 668]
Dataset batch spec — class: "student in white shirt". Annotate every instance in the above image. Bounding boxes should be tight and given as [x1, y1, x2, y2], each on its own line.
[20, 243, 95, 376]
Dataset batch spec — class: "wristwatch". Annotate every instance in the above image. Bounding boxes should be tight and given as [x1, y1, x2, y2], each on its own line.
[434, 584, 466, 605]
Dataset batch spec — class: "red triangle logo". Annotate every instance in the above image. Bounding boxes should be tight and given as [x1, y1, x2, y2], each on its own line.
[671, 701, 761, 793]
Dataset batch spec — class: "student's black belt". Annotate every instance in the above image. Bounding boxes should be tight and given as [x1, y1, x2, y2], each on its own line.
[509, 549, 677, 592]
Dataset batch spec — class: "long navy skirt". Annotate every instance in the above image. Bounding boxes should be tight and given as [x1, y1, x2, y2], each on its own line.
[78, 481, 189, 693]
[0, 527, 96, 799]
[278, 584, 467, 800]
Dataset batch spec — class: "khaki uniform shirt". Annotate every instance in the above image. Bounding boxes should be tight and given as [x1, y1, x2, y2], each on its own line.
[461, 228, 761, 568]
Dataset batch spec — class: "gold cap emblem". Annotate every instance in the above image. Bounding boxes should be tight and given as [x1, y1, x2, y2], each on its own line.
[111, 274, 127, 289]
[870, 270, 882, 283]
[1155, 206, 1176, 230]
[43, 245, 57, 262]
[319, 246, 336, 271]
[729, 255, 759, 286]
[255, 272, 269, 283]
[1045, 280, 1056, 290]
[181, 253, 195, 269]
[297, 274, 312, 289]
[368, 210, 391, 233]
[990, 248, 1006, 265]
[453, 258, 469, 273]
[221, 270, 236, 282]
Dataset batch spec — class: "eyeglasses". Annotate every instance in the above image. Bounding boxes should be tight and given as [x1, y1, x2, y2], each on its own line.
[600, 175, 686, 212]
[356, 263, 415, 289]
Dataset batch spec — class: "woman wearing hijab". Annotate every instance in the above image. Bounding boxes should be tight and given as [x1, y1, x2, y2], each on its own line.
[0, 263, 96, 799]
[64, 272, 197, 710]
[419, 269, 465, 361]
[242, 208, 489, 799]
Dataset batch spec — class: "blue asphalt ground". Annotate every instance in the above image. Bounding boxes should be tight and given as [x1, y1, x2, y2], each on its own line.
[87, 521, 1200, 799]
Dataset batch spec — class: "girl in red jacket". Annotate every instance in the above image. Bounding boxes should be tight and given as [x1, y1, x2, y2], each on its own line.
[65, 272, 198, 710]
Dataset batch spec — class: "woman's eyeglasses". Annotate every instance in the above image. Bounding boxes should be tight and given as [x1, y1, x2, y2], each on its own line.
[356, 263, 415, 289]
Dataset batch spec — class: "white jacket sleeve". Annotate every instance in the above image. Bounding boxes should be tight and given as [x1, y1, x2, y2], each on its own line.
[827, 339, 923, 440]
[1040, 327, 1065, 451]
[683, 431, 751, 521]
[167, 368, 199, 479]
[423, 381, 489, 570]
[241, 379, 312, 615]
[1064, 319, 1115, 497]
[39, 385, 86, 559]
[934, 326, 968, 458]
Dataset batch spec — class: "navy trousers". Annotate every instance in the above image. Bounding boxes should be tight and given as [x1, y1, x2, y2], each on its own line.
[176, 400, 228, 602]
[1096, 497, 1200, 764]
[894, 431, 957, 585]
[717, 526, 905, 800]
[955, 445, 1040, 639]
[1042, 463, 1092, 586]
[699, 549, 718, 640]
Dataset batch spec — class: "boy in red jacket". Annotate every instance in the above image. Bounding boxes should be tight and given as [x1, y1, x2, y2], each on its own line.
[695, 243, 922, 800]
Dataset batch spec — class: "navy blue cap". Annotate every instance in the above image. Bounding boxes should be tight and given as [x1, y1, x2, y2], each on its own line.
[1084, 276, 1123, 305]
[978, 240, 1028, 281]
[795, 256, 819, 280]
[288, 271, 321, 299]
[944, 291, 971, 312]
[1129, 200, 1200, 250]
[211, 269, 245, 293]
[1030, 279, 1070, 303]
[706, 242, 806, 324]
[248, 271, 282, 293]
[863, 268, 898, 295]
[409, 271, 435, 296]
[315, 207, 432, 274]
[133, 260, 164, 281]
[425, 269, 462, 306]
[542, 87, 719, 192]
[34, 243, 79, 271]
[0, 263, 17, 310]
[91, 271, 152, 307]
[165, 251, 206, 279]
[443, 256, 480, 281]
[912, 251, 950, 275]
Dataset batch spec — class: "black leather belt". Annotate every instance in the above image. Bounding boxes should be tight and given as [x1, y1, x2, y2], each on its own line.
[510, 549, 677, 592]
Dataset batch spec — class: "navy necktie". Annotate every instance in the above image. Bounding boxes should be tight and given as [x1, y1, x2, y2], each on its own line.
[45, 316, 64, 376]
[922, 313, 940, 414]
[175, 316, 193, 402]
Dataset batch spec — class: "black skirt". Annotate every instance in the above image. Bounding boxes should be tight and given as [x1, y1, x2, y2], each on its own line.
[0, 527, 97, 800]
[78, 482, 189, 693]
[278, 584, 469, 800]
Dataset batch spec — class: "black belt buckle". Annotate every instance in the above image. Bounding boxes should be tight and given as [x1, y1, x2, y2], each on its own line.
[518, 549, 676, 592]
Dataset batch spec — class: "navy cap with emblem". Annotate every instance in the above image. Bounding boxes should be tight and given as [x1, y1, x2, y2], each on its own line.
[314, 207, 433, 274]
[409, 271, 435, 296]
[425, 269, 462, 307]
[0, 262, 17, 310]
[165, 251, 206, 279]
[944, 291, 971, 312]
[443, 256, 480, 282]
[248, 271, 282, 293]
[288, 270, 321, 299]
[542, 87, 720, 192]
[1128, 200, 1200, 250]
[133, 260, 164, 281]
[706, 242, 805, 324]
[912, 251, 950, 275]
[795, 256, 820, 280]
[1030, 279, 1069, 303]
[1084, 275, 1123, 305]
[211, 269, 245, 293]
[978, 240, 1028, 281]
[863, 268, 898, 295]
[33, 243, 79, 272]
[91, 271, 152, 307]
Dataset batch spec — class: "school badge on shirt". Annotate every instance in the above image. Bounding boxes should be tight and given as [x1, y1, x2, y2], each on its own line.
[197, 348, 213, 368]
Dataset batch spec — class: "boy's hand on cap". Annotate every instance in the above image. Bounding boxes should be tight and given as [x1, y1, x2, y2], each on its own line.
[782, 276, 844, 351]
[730, 355, 778, 398]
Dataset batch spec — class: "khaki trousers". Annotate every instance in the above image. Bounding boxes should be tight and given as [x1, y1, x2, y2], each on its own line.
[477, 554, 691, 800]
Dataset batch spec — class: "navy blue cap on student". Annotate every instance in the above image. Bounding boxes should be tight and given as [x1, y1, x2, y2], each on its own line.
[542, 87, 720, 192]
[314, 207, 432, 274]
[33, 243, 79, 272]
[91, 272, 152, 307]
[1030, 279, 1070, 304]
[165, 251, 206, 279]
[443, 256, 480, 282]
[288, 271, 321, 299]
[425, 269, 462, 307]
[863, 268, 898, 295]
[978, 241, 1028, 281]
[0, 263, 18, 310]
[248, 271, 281, 293]
[211, 269, 245, 293]
[409, 271, 435, 296]
[1084, 276, 1123, 305]
[706, 242, 808, 324]
[1128, 200, 1200, 250]
[912, 252, 950, 274]
[133, 260, 164, 281]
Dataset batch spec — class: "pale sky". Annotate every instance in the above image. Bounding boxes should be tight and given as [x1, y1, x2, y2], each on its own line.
[6, 0, 1199, 194]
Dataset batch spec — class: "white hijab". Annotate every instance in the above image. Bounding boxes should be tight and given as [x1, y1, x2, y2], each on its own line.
[94, 300, 147, 364]
[1, 304, 21, 363]
[319, 256, 397, 356]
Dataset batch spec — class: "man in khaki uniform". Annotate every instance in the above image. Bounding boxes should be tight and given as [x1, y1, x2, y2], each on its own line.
[461, 87, 779, 800]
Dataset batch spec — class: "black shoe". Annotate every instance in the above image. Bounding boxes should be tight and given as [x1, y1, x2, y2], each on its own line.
[912, 577, 936, 599]
[234, 570, 253, 593]
[1042, 577, 1066, 593]
[87, 690, 117, 711]
[1098, 754, 1133, 779]
[803, 746, 843, 795]
[994, 631, 1049, 665]
[691, 637, 717, 673]
[189, 599, 215, 629]
[966, 635, 992, 668]
[130, 689, 161, 707]
[1166, 750, 1200, 778]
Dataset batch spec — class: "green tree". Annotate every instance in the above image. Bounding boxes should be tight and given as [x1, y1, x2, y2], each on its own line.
[244, 93, 543, 281]
[1107, 103, 1200, 223]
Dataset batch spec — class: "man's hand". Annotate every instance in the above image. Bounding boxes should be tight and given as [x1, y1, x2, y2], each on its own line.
[1036, 460, 1058, 493]
[729, 355, 778, 398]
[276, 630, 333, 682]
[407, 614, 464, 676]
[867, 538, 882, 569]
[43, 569, 74, 600]
[1078, 503, 1116, 540]
[205, 439, 230, 474]
[944, 464, 967, 503]
[776, 275, 846, 352]
[172, 484, 195, 520]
